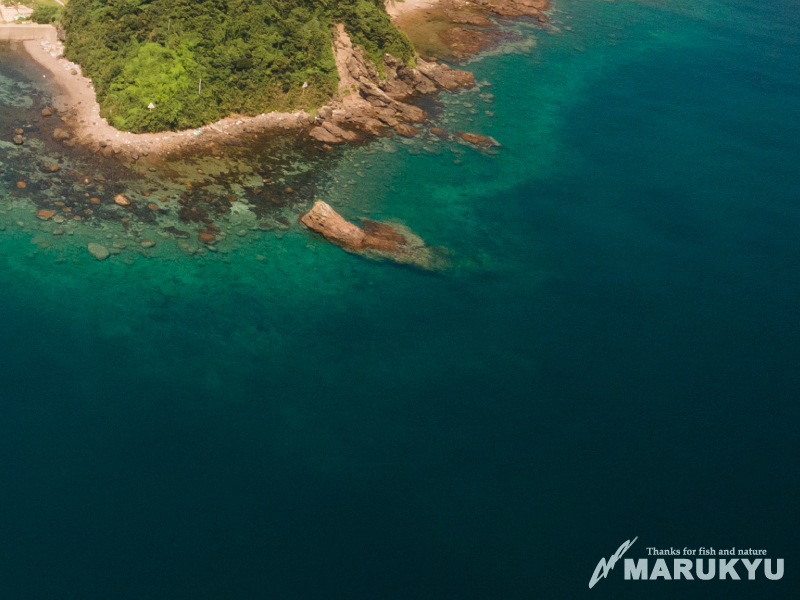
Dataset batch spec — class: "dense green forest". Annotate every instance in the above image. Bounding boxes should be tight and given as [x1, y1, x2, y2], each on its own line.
[31, 4, 63, 25]
[61, 0, 415, 132]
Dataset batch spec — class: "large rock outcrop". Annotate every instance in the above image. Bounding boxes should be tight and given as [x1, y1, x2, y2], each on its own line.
[300, 201, 449, 270]
[307, 25, 476, 145]
[300, 201, 367, 249]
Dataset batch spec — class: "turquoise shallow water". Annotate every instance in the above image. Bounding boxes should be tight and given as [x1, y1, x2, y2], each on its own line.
[1, 0, 798, 597]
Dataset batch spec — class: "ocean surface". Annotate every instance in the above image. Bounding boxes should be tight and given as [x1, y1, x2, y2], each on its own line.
[1, 0, 798, 597]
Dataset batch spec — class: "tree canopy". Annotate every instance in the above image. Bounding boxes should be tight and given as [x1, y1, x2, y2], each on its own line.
[62, 0, 415, 132]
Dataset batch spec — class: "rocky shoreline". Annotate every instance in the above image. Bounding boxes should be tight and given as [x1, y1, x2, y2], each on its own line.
[304, 0, 552, 150]
[305, 24, 478, 147]
[1, 0, 550, 270]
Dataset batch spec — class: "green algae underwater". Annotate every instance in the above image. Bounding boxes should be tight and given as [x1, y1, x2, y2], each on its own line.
[1, 0, 799, 597]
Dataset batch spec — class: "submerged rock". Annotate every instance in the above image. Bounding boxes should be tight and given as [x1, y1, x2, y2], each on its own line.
[457, 131, 502, 148]
[87, 243, 110, 261]
[13, 135, 24, 146]
[53, 128, 71, 142]
[198, 231, 216, 244]
[300, 201, 449, 270]
[114, 194, 131, 206]
[438, 27, 494, 58]
[36, 210, 56, 221]
[164, 226, 190, 238]
[445, 9, 493, 26]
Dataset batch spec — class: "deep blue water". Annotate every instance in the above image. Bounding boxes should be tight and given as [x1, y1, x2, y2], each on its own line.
[1, 0, 798, 597]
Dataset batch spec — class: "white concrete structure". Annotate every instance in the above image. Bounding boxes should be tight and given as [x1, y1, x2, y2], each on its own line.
[0, 23, 57, 43]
